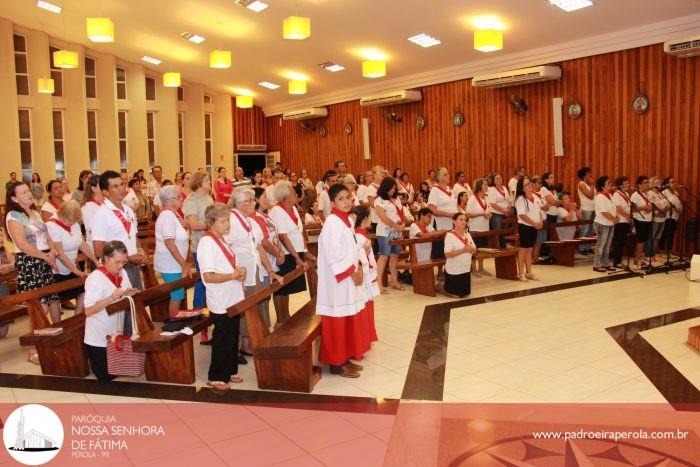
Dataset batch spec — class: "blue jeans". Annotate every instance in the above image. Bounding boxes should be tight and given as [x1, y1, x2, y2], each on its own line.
[489, 213, 506, 249]
[192, 252, 206, 309]
[579, 210, 595, 252]
[593, 223, 614, 267]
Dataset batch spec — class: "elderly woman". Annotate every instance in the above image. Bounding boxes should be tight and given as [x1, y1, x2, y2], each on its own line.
[83, 240, 137, 381]
[428, 167, 457, 260]
[155, 185, 191, 315]
[226, 188, 283, 359]
[252, 187, 286, 284]
[466, 178, 492, 276]
[487, 173, 512, 249]
[197, 203, 247, 390]
[268, 181, 316, 325]
[46, 200, 98, 315]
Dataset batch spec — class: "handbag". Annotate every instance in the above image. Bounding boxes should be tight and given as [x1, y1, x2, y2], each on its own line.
[106, 295, 145, 377]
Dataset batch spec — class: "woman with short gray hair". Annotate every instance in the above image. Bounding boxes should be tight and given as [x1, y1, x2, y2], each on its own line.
[155, 185, 191, 316]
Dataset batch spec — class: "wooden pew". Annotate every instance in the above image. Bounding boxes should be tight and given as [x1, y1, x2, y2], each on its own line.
[0, 303, 27, 327]
[2, 277, 89, 377]
[471, 230, 520, 280]
[544, 219, 595, 267]
[391, 236, 446, 297]
[687, 325, 700, 354]
[228, 267, 322, 392]
[105, 273, 202, 384]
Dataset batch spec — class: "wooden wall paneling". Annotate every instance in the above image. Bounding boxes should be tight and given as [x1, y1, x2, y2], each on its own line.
[232, 101, 266, 149]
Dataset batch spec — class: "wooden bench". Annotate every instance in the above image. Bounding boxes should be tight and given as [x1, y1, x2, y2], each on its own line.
[106, 274, 202, 384]
[228, 267, 322, 392]
[543, 220, 595, 266]
[0, 303, 27, 326]
[687, 326, 700, 354]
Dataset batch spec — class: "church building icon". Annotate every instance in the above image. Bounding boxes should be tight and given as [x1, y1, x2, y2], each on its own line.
[9, 410, 58, 452]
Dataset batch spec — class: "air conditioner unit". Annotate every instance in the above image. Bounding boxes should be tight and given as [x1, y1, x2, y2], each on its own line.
[360, 90, 422, 107]
[282, 107, 328, 121]
[236, 144, 267, 152]
[472, 66, 562, 88]
[664, 35, 700, 58]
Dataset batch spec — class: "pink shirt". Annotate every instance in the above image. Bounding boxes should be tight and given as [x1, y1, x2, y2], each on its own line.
[214, 178, 233, 204]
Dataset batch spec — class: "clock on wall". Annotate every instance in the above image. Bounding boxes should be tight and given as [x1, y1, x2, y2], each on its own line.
[631, 94, 649, 114]
[344, 122, 353, 135]
[416, 115, 426, 130]
[319, 126, 327, 137]
[567, 100, 582, 119]
[453, 112, 464, 127]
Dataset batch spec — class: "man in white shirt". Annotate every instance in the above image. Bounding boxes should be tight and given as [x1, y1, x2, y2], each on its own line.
[232, 166, 252, 189]
[91, 170, 147, 336]
[365, 166, 385, 232]
[334, 160, 349, 176]
[452, 171, 473, 199]
[146, 165, 163, 205]
[316, 170, 339, 220]
[508, 166, 525, 200]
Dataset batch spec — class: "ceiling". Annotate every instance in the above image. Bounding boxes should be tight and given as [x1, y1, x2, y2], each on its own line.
[2, 0, 699, 112]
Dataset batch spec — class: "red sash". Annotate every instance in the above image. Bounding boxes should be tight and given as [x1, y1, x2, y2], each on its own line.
[279, 205, 299, 226]
[448, 231, 473, 248]
[110, 206, 132, 235]
[87, 199, 103, 207]
[495, 186, 506, 198]
[252, 214, 269, 239]
[231, 209, 251, 233]
[389, 199, 404, 223]
[600, 192, 612, 201]
[97, 266, 123, 288]
[637, 192, 650, 206]
[433, 184, 452, 197]
[475, 195, 488, 212]
[399, 181, 410, 193]
[204, 232, 237, 268]
[331, 208, 352, 227]
[533, 192, 542, 200]
[415, 223, 428, 234]
[46, 217, 72, 233]
[48, 198, 61, 210]
[617, 191, 630, 203]
[526, 194, 535, 203]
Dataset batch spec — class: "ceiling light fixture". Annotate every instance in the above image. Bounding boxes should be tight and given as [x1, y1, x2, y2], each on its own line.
[163, 72, 181, 87]
[236, 95, 254, 108]
[36, 1, 62, 14]
[142, 56, 162, 65]
[210, 50, 231, 69]
[53, 49, 79, 69]
[318, 62, 345, 72]
[86, 18, 115, 43]
[288, 80, 307, 95]
[474, 29, 503, 52]
[37, 78, 55, 94]
[180, 32, 206, 44]
[362, 60, 386, 78]
[283, 16, 311, 40]
[549, 0, 594, 12]
[407, 33, 441, 48]
[235, 0, 269, 12]
[259, 81, 280, 89]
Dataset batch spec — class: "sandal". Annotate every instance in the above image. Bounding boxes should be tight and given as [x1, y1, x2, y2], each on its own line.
[525, 273, 539, 281]
[517, 274, 528, 282]
[391, 284, 406, 291]
[207, 381, 230, 391]
[27, 352, 40, 365]
[229, 375, 243, 384]
[380, 289, 389, 295]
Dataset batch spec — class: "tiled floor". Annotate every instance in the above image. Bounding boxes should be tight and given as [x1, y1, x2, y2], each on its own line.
[642, 316, 700, 389]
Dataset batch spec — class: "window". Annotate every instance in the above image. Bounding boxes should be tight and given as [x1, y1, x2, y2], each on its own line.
[18, 109, 32, 182]
[48, 46, 63, 97]
[87, 110, 98, 171]
[118, 111, 128, 170]
[177, 112, 185, 172]
[85, 56, 96, 98]
[116, 67, 127, 99]
[203, 94, 212, 104]
[145, 76, 156, 101]
[13, 34, 29, 96]
[204, 113, 213, 175]
[177, 86, 184, 102]
[146, 111, 156, 166]
[52, 110, 65, 179]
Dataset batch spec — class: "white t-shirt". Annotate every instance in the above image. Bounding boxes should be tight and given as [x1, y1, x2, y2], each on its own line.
[225, 209, 263, 286]
[123, 188, 139, 210]
[532, 193, 548, 221]
[556, 207, 578, 240]
[515, 196, 541, 226]
[154, 209, 189, 273]
[83, 268, 131, 347]
[304, 212, 322, 224]
[487, 186, 511, 214]
[466, 194, 490, 232]
[428, 185, 457, 230]
[81, 200, 102, 243]
[444, 231, 474, 275]
[268, 204, 307, 254]
[409, 223, 434, 262]
[507, 177, 519, 200]
[452, 182, 473, 200]
[612, 191, 631, 224]
[663, 189, 682, 221]
[6, 210, 51, 251]
[197, 235, 245, 314]
[649, 190, 670, 222]
[374, 197, 402, 237]
[41, 199, 60, 217]
[540, 187, 559, 216]
[594, 193, 616, 226]
[357, 185, 369, 206]
[253, 212, 280, 273]
[366, 183, 379, 223]
[578, 182, 594, 211]
[91, 199, 138, 255]
[315, 180, 325, 194]
[317, 189, 331, 219]
[46, 218, 83, 276]
[631, 191, 652, 222]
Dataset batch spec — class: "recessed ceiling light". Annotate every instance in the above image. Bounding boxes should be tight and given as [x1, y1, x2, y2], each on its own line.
[318, 62, 345, 72]
[180, 32, 206, 44]
[142, 56, 162, 65]
[407, 33, 441, 48]
[36, 1, 62, 14]
[259, 81, 280, 89]
[235, 0, 269, 12]
[549, 0, 593, 12]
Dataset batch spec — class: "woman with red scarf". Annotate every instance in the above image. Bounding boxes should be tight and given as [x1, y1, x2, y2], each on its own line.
[592, 176, 619, 272]
[374, 177, 405, 293]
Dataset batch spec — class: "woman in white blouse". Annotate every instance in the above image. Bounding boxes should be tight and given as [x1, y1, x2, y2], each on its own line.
[592, 176, 619, 272]
[438, 213, 476, 298]
[611, 177, 632, 268]
[374, 177, 405, 293]
[631, 176, 653, 270]
[660, 176, 682, 259]
[81, 174, 104, 245]
[646, 176, 669, 261]
[154, 186, 191, 316]
[555, 192, 583, 241]
[46, 201, 98, 315]
[487, 173, 512, 249]
[466, 178, 492, 276]
[514, 177, 541, 281]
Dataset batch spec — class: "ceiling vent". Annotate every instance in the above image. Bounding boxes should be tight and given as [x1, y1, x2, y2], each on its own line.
[472, 66, 561, 88]
[664, 35, 700, 58]
[359, 90, 422, 107]
[282, 107, 328, 121]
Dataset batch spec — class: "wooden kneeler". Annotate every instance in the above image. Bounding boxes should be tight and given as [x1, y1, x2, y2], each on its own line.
[228, 267, 322, 393]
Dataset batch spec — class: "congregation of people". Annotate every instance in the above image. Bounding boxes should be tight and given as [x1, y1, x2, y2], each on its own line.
[0, 160, 685, 386]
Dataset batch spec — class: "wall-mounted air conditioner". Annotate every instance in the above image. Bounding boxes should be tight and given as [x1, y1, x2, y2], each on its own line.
[664, 35, 700, 58]
[236, 144, 267, 152]
[282, 107, 328, 121]
[360, 90, 422, 107]
[472, 66, 561, 88]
